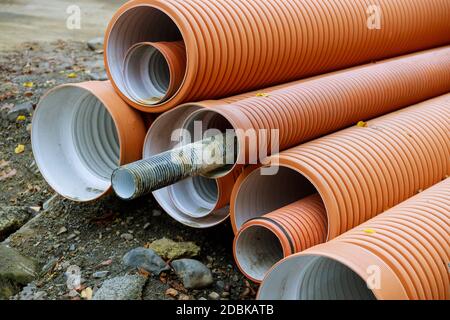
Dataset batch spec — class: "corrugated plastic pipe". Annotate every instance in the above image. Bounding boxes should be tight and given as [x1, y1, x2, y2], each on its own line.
[105, 0, 450, 113]
[31, 81, 146, 201]
[181, 47, 450, 179]
[122, 41, 186, 106]
[141, 48, 450, 227]
[231, 94, 450, 239]
[234, 194, 327, 283]
[258, 178, 450, 300]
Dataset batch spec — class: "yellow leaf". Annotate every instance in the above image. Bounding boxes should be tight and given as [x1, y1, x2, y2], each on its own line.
[357, 121, 368, 128]
[22, 82, 34, 88]
[16, 115, 26, 121]
[67, 73, 77, 79]
[15, 144, 25, 154]
[363, 228, 376, 235]
[81, 287, 93, 300]
[256, 92, 270, 98]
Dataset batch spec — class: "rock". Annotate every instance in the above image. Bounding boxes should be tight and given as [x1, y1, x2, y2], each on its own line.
[120, 233, 133, 241]
[178, 294, 190, 300]
[148, 238, 201, 260]
[165, 288, 178, 298]
[93, 275, 146, 300]
[7, 102, 34, 121]
[152, 209, 162, 217]
[221, 292, 230, 298]
[88, 71, 108, 81]
[57, 226, 67, 235]
[87, 37, 104, 51]
[208, 292, 220, 300]
[122, 247, 169, 275]
[92, 271, 109, 279]
[0, 207, 31, 241]
[0, 245, 38, 299]
[216, 280, 225, 291]
[171, 259, 213, 289]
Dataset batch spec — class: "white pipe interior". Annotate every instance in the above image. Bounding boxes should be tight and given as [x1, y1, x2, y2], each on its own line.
[111, 168, 136, 200]
[233, 166, 317, 230]
[32, 86, 120, 201]
[106, 6, 182, 105]
[123, 43, 171, 105]
[235, 226, 284, 282]
[258, 255, 376, 300]
[143, 105, 229, 227]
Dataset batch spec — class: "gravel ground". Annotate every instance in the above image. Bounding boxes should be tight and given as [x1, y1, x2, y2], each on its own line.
[0, 41, 257, 300]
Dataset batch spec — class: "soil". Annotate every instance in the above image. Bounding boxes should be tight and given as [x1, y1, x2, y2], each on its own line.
[0, 41, 257, 300]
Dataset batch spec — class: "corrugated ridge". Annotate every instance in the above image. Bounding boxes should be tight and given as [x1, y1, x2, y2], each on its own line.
[333, 179, 450, 299]
[275, 95, 450, 239]
[215, 47, 450, 152]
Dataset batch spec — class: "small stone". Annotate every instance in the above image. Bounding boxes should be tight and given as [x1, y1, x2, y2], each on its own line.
[148, 238, 200, 260]
[7, 102, 33, 121]
[120, 233, 133, 241]
[208, 292, 220, 300]
[93, 275, 146, 300]
[57, 226, 67, 235]
[123, 247, 169, 275]
[152, 209, 162, 217]
[216, 280, 225, 291]
[88, 71, 108, 81]
[178, 294, 190, 300]
[221, 292, 230, 298]
[165, 288, 178, 297]
[68, 289, 79, 298]
[26, 124, 32, 133]
[92, 271, 109, 279]
[69, 244, 76, 252]
[67, 233, 76, 241]
[171, 259, 213, 289]
[143, 222, 150, 230]
[87, 37, 104, 51]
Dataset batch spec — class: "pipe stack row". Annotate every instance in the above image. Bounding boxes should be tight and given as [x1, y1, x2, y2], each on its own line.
[31, 0, 450, 300]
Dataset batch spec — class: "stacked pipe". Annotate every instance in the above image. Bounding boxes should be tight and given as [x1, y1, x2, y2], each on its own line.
[28, 0, 450, 300]
[258, 178, 450, 300]
[231, 94, 450, 282]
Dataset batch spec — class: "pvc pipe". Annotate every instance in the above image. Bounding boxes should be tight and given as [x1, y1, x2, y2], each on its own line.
[258, 178, 450, 300]
[112, 131, 237, 200]
[182, 47, 450, 179]
[105, 0, 450, 113]
[233, 194, 327, 283]
[122, 41, 186, 107]
[231, 94, 450, 238]
[31, 81, 146, 202]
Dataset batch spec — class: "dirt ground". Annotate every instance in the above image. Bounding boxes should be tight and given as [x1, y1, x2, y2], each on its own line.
[0, 41, 257, 300]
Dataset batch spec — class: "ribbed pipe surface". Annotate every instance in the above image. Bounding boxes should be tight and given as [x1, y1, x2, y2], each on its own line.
[234, 194, 327, 282]
[105, 0, 450, 112]
[232, 94, 450, 237]
[258, 179, 450, 300]
[194, 47, 450, 173]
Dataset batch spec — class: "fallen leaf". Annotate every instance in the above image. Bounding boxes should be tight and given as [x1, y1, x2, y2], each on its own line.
[256, 92, 270, 98]
[0, 169, 17, 181]
[67, 73, 77, 79]
[363, 228, 376, 234]
[137, 267, 150, 278]
[22, 82, 34, 88]
[357, 121, 368, 128]
[80, 287, 93, 300]
[165, 288, 178, 297]
[16, 115, 26, 121]
[0, 160, 10, 168]
[15, 144, 25, 154]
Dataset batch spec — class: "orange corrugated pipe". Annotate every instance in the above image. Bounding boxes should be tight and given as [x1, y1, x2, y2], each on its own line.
[31, 81, 147, 201]
[143, 47, 450, 227]
[231, 94, 450, 240]
[234, 194, 327, 283]
[258, 178, 450, 300]
[105, 0, 450, 112]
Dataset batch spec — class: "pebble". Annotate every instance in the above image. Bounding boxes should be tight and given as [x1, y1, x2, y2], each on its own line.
[178, 294, 190, 300]
[120, 233, 133, 241]
[122, 247, 169, 275]
[57, 227, 67, 235]
[171, 259, 213, 289]
[152, 209, 162, 217]
[87, 37, 104, 51]
[143, 222, 150, 230]
[93, 275, 146, 300]
[92, 271, 109, 279]
[208, 292, 220, 300]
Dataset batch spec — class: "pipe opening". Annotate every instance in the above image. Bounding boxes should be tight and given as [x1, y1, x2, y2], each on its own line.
[32, 86, 120, 201]
[168, 176, 219, 218]
[107, 5, 183, 104]
[233, 167, 316, 230]
[259, 255, 376, 300]
[183, 110, 237, 178]
[235, 225, 284, 282]
[111, 168, 136, 200]
[123, 43, 171, 105]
